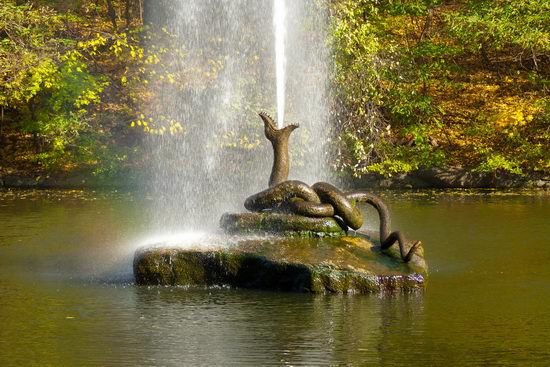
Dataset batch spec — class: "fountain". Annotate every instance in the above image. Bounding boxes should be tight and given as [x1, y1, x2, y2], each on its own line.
[274, 0, 287, 127]
[144, 0, 331, 232]
[134, 112, 426, 293]
[134, 1, 426, 293]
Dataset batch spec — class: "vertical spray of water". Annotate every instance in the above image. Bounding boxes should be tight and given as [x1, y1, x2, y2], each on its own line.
[273, 0, 286, 128]
[145, 0, 332, 232]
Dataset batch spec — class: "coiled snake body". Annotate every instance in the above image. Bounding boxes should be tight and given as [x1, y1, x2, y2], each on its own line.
[245, 113, 420, 263]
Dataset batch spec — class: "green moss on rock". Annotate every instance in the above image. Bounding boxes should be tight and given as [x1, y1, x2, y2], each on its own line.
[134, 235, 427, 294]
[220, 212, 346, 237]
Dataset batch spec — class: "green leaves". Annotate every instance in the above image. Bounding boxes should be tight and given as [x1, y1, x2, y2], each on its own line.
[329, 0, 449, 176]
[328, 0, 549, 177]
[0, 1, 69, 102]
[1, 0, 548, 178]
[447, 0, 550, 52]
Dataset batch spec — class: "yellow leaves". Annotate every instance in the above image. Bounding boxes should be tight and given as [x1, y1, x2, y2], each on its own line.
[111, 44, 122, 57]
[481, 84, 499, 93]
[144, 54, 160, 65]
[488, 96, 541, 131]
[77, 34, 107, 55]
[129, 115, 184, 136]
[110, 37, 129, 57]
[60, 50, 84, 63]
[53, 138, 65, 151]
[432, 64, 546, 167]
[220, 131, 261, 150]
[238, 135, 260, 150]
[7, 57, 59, 103]
[169, 121, 184, 135]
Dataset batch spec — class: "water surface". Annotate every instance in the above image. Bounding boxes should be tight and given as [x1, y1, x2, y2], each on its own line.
[1, 189, 549, 366]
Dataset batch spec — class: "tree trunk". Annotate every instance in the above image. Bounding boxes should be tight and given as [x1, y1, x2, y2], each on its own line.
[138, 0, 143, 23]
[29, 101, 42, 154]
[105, 0, 118, 31]
[0, 106, 4, 147]
[480, 44, 491, 69]
[125, 0, 131, 28]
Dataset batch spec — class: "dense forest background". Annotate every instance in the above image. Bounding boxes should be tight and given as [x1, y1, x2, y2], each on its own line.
[0, 0, 548, 183]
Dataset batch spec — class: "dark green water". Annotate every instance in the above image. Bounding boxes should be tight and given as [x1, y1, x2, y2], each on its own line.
[1, 189, 549, 366]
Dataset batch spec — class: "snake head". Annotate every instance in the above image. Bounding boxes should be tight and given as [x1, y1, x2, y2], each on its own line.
[259, 111, 299, 141]
[259, 111, 277, 138]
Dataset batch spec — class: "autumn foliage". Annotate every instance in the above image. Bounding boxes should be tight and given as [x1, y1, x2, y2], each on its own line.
[0, 0, 548, 179]
[329, 0, 549, 176]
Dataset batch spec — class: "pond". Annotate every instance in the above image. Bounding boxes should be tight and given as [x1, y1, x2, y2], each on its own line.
[1, 189, 549, 366]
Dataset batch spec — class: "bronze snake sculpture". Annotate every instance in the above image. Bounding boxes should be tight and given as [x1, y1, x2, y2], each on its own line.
[245, 112, 420, 262]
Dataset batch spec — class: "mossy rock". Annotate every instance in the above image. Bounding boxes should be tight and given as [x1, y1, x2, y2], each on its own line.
[134, 235, 427, 294]
[220, 212, 347, 237]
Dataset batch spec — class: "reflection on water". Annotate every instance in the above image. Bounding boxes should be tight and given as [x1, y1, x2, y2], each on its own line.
[0, 189, 549, 366]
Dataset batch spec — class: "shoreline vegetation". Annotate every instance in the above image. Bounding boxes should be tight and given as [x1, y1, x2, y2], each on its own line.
[1, 167, 548, 189]
[1, 1, 549, 187]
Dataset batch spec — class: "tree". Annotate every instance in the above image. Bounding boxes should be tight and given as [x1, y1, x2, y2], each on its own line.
[328, 0, 549, 176]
